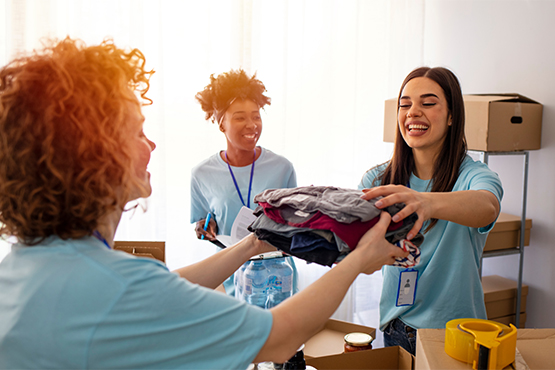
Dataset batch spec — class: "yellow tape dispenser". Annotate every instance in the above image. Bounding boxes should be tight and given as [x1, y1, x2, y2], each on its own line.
[445, 318, 517, 370]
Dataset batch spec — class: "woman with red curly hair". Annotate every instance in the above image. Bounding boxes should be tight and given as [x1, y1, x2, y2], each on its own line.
[191, 69, 298, 296]
[0, 38, 408, 369]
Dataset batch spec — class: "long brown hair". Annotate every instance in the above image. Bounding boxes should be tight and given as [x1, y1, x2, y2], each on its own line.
[378, 67, 467, 231]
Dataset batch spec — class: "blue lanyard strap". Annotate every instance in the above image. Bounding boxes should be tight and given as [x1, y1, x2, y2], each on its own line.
[93, 230, 111, 249]
[225, 149, 256, 208]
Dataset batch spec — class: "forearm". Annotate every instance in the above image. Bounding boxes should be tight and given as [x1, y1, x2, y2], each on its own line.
[428, 189, 500, 228]
[254, 252, 364, 363]
[172, 234, 259, 289]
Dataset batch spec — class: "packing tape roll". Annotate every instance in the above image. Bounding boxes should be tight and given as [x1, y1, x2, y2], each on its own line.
[445, 318, 517, 370]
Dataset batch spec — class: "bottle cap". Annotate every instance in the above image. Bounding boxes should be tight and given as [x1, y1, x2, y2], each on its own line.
[344, 332, 373, 346]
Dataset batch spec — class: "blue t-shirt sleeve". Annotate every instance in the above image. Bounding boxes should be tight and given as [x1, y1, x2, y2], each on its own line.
[358, 166, 382, 190]
[190, 170, 211, 224]
[287, 165, 297, 188]
[463, 161, 504, 234]
[89, 259, 273, 369]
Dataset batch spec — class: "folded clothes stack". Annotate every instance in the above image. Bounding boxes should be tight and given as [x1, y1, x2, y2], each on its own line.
[248, 186, 423, 268]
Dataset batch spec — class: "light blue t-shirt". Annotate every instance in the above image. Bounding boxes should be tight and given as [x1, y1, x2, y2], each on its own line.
[358, 155, 503, 330]
[0, 236, 272, 369]
[191, 147, 298, 295]
[190, 147, 297, 235]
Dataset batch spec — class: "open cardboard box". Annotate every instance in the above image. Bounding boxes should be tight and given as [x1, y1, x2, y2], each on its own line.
[304, 319, 376, 359]
[415, 328, 555, 370]
[307, 346, 414, 370]
[485, 213, 532, 252]
[384, 94, 543, 152]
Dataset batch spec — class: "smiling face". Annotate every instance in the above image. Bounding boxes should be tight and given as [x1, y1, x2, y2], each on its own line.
[398, 77, 452, 157]
[220, 99, 262, 152]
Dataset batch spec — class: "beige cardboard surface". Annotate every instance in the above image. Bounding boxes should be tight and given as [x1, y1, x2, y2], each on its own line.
[415, 329, 555, 370]
[113, 241, 166, 263]
[304, 319, 376, 359]
[307, 346, 413, 370]
[482, 275, 528, 318]
[383, 94, 543, 152]
[485, 213, 532, 252]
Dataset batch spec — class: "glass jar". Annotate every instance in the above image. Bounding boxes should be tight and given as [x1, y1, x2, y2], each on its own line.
[344, 332, 373, 352]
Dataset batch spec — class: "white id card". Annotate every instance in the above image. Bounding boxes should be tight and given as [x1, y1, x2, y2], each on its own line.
[396, 269, 418, 306]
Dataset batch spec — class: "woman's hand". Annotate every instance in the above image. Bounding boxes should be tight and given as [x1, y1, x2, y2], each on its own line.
[195, 218, 218, 241]
[361, 185, 431, 240]
[349, 211, 410, 274]
[246, 233, 278, 256]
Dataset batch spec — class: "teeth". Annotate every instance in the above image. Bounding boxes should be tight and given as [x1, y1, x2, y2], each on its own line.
[408, 124, 428, 131]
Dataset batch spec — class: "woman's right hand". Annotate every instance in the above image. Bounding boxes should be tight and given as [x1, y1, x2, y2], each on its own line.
[195, 218, 218, 241]
[350, 211, 410, 275]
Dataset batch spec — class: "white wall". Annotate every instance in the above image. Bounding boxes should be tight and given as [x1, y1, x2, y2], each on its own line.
[415, 0, 555, 329]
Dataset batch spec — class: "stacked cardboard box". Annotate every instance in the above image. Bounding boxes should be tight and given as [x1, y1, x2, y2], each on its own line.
[482, 275, 528, 328]
[384, 94, 543, 152]
[485, 213, 532, 252]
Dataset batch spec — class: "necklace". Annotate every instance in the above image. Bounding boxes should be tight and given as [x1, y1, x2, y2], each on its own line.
[225, 149, 256, 208]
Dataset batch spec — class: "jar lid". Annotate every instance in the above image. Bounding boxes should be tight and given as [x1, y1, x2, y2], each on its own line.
[344, 332, 373, 346]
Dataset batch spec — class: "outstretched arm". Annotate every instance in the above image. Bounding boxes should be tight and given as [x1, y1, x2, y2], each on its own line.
[172, 233, 275, 289]
[361, 185, 500, 240]
[254, 212, 409, 363]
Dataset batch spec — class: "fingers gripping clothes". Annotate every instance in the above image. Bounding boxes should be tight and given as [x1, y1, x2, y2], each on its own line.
[249, 186, 423, 267]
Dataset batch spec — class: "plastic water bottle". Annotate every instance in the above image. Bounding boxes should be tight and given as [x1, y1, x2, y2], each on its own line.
[234, 261, 250, 301]
[266, 257, 293, 309]
[243, 259, 269, 308]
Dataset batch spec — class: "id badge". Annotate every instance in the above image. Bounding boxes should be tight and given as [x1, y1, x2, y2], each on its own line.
[396, 269, 418, 307]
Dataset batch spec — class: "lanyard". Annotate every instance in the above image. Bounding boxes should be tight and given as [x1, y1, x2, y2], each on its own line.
[225, 149, 256, 208]
[93, 230, 111, 249]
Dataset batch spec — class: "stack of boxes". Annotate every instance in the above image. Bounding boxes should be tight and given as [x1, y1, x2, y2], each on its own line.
[482, 275, 528, 328]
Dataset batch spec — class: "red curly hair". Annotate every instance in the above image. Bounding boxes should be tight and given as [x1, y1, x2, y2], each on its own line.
[0, 37, 154, 244]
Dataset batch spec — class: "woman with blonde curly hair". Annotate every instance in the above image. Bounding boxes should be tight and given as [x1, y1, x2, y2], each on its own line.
[191, 69, 298, 296]
[0, 38, 408, 369]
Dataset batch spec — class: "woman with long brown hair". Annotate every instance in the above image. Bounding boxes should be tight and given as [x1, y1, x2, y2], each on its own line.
[359, 66, 503, 355]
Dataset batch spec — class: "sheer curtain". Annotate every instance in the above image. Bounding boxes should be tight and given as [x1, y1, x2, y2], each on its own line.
[1, 0, 425, 325]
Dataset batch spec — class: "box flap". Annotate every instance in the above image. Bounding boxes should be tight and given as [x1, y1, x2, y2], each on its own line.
[464, 94, 540, 104]
[482, 275, 529, 302]
[306, 346, 413, 370]
[304, 319, 376, 359]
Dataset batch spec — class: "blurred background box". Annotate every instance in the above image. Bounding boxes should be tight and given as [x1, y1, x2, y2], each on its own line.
[485, 213, 532, 252]
[384, 94, 543, 152]
[482, 275, 528, 328]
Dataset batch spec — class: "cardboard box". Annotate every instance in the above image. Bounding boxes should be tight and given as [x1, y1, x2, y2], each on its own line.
[383, 94, 543, 152]
[485, 212, 532, 252]
[304, 319, 376, 360]
[113, 241, 166, 263]
[307, 346, 414, 370]
[482, 275, 528, 319]
[415, 328, 555, 370]
[490, 312, 527, 329]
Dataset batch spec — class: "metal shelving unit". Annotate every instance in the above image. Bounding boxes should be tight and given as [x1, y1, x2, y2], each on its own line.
[474, 150, 529, 328]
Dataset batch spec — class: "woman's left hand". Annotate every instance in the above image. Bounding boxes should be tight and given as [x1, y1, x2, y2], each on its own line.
[361, 185, 431, 240]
